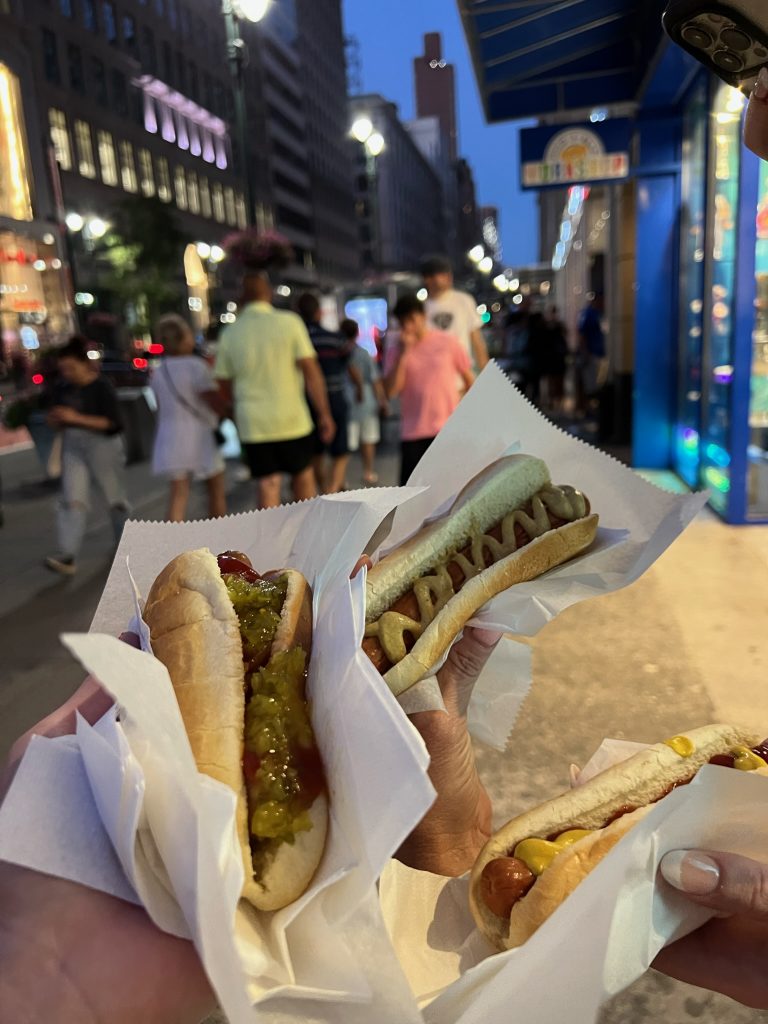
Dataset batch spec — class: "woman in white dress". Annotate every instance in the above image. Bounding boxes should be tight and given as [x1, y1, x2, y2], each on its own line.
[151, 314, 226, 521]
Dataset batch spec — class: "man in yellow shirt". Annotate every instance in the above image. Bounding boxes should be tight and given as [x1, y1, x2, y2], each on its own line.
[215, 273, 335, 508]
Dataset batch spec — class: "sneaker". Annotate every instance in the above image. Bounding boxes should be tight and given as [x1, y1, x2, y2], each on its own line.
[44, 555, 77, 576]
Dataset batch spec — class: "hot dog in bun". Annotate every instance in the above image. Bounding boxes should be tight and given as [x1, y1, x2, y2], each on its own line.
[470, 724, 768, 951]
[363, 454, 599, 696]
[143, 549, 327, 912]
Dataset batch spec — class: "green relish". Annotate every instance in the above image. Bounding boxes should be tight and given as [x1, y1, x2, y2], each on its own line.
[223, 573, 287, 668]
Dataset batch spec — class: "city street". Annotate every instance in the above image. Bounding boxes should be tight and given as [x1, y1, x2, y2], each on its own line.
[3, 433, 768, 1022]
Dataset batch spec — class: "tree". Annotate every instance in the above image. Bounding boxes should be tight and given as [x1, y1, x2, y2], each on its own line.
[95, 196, 190, 333]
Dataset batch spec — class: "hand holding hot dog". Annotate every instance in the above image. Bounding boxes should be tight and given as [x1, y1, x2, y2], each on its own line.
[654, 848, 768, 1009]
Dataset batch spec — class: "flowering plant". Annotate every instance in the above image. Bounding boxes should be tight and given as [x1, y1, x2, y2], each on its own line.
[222, 229, 295, 270]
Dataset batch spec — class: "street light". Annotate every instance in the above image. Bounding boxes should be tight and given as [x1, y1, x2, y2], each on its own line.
[351, 116, 374, 144]
[222, 0, 271, 226]
[209, 245, 225, 263]
[87, 217, 108, 239]
[351, 115, 386, 272]
[468, 244, 485, 264]
[478, 255, 493, 274]
[196, 241, 212, 260]
[493, 274, 509, 293]
[65, 212, 84, 232]
[366, 132, 385, 158]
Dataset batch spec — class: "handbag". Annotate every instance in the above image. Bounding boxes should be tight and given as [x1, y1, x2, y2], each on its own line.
[160, 360, 225, 446]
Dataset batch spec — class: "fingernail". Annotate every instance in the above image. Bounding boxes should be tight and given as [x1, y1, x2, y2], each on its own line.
[661, 851, 720, 894]
[754, 66, 768, 100]
[471, 628, 503, 647]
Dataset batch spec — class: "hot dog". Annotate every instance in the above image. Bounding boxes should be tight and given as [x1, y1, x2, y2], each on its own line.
[470, 724, 768, 951]
[143, 548, 327, 912]
[363, 454, 599, 695]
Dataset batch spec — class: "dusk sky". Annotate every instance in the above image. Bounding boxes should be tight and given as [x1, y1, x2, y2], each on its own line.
[342, 0, 540, 268]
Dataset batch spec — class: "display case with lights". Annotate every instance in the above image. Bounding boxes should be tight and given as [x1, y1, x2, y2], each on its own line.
[749, 160, 768, 516]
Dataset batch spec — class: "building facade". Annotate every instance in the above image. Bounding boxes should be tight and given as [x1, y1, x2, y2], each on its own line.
[349, 93, 444, 275]
[413, 32, 457, 163]
[296, 0, 359, 286]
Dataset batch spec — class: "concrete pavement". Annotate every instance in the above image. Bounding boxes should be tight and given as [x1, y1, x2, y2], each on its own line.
[2, 436, 768, 1022]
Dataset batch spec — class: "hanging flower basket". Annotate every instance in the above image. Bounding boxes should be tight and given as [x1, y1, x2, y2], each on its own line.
[222, 229, 295, 271]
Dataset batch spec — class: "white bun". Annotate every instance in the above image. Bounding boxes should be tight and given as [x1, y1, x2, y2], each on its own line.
[366, 454, 551, 624]
[383, 514, 598, 697]
[144, 549, 327, 912]
[470, 723, 760, 950]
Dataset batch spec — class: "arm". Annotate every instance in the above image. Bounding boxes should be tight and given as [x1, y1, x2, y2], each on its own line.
[348, 362, 364, 404]
[460, 367, 476, 394]
[298, 357, 335, 444]
[216, 378, 233, 419]
[373, 377, 389, 414]
[384, 342, 412, 400]
[49, 407, 114, 432]
[470, 329, 489, 371]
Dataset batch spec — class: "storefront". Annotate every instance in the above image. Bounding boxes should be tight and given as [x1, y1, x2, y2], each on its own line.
[669, 73, 766, 522]
[0, 60, 73, 372]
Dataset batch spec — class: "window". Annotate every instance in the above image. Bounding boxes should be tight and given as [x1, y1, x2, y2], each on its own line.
[123, 14, 136, 54]
[74, 120, 96, 178]
[138, 148, 154, 196]
[49, 108, 72, 171]
[162, 41, 173, 85]
[141, 26, 156, 74]
[235, 192, 247, 229]
[186, 170, 199, 214]
[119, 141, 138, 192]
[102, 0, 117, 42]
[82, 0, 97, 27]
[174, 165, 187, 209]
[175, 51, 185, 93]
[224, 186, 236, 226]
[42, 29, 60, 84]
[59, 0, 72, 16]
[211, 181, 224, 223]
[112, 69, 128, 117]
[89, 57, 108, 105]
[156, 156, 171, 201]
[67, 43, 84, 93]
[199, 176, 211, 218]
[97, 129, 118, 185]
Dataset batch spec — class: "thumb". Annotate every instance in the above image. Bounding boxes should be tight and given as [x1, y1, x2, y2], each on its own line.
[436, 627, 502, 717]
[660, 850, 768, 918]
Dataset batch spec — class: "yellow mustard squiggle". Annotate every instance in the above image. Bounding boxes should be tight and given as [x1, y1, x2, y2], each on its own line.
[365, 485, 587, 665]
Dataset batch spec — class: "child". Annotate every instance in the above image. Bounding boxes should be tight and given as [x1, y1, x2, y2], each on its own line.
[341, 318, 389, 485]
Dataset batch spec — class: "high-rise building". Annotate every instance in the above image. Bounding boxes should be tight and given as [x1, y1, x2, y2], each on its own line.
[413, 33, 457, 163]
[349, 94, 443, 274]
[457, 158, 482, 257]
[296, 0, 359, 286]
[480, 205, 502, 264]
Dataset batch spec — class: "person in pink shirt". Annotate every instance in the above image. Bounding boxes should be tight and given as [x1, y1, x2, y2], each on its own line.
[385, 293, 475, 484]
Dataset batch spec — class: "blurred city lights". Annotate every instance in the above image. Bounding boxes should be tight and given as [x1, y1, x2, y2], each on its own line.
[65, 212, 84, 231]
[350, 117, 373, 144]
[493, 274, 509, 292]
[416, 287, 428, 301]
[33, 259, 46, 271]
[87, 217, 108, 238]
[42, 232, 55, 245]
[32, 373, 44, 384]
[196, 241, 211, 259]
[508, 277, 520, 290]
[234, 0, 269, 21]
[478, 255, 493, 274]
[86, 349, 100, 360]
[512, 294, 523, 306]
[209, 245, 225, 262]
[468, 245, 484, 263]
[365, 131, 385, 157]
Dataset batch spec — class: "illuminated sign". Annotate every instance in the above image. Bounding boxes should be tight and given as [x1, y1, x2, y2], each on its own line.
[0, 64, 33, 221]
[520, 120, 632, 191]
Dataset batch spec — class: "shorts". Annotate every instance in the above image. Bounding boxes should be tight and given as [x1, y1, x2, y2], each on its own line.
[243, 433, 314, 478]
[347, 415, 381, 452]
[312, 390, 349, 458]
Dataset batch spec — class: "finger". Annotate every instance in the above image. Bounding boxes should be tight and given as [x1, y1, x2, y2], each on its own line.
[660, 849, 768, 918]
[351, 555, 372, 579]
[436, 627, 502, 717]
[744, 68, 768, 159]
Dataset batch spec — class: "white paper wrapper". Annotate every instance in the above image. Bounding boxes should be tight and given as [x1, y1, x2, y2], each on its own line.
[0, 492, 438, 1021]
[379, 364, 708, 743]
[380, 746, 768, 1024]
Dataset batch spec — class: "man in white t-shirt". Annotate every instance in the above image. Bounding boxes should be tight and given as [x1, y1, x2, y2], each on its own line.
[421, 255, 489, 373]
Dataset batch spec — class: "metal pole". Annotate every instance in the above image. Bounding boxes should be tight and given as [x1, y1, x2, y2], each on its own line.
[367, 151, 381, 272]
[223, 0, 256, 226]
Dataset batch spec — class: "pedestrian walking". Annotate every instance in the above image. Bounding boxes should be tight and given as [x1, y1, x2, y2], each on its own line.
[214, 273, 335, 509]
[150, 314, 227, 522]
[340, 318, 389, 485]
[44, 336, 130, 575]
[577, 293, 607, 414]
[385, 293, 474, 485]
[421, 254, 489, 374]
[543, 306, 568, 412]
[297, 293, 361, 495]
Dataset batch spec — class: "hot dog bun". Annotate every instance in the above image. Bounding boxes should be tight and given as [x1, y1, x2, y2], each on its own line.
[365, 455, 599, 696]
[143, 549, 327, 911]
[470, 723, 760, 950]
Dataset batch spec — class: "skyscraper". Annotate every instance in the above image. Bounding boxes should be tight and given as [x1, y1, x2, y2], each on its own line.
[413, 33, 458, 163]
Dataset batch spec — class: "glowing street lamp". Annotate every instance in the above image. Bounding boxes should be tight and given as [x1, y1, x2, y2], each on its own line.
[493, 274, 510, 293]
[233, 0, 268, 21]
[350, 116, 374, 144]
[478, 255, 493, 274]
[87, 217, 108, 239]
[365, 131, 385, 158]
[65, 211, 84, 232]
[209, 245, 225, 263]
[468, 244, 485, 264]
[196, 241, 212, 260]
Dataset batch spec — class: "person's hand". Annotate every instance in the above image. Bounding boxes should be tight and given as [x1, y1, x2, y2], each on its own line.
[745, 67, 768, 160]
[654, 849, 768, 1009]
[396, 628, 502, 876]
[378, 398, 390, 418]
[318, 411, 336, 446]
[399, 326, 417, 351]
[48, 405, 79, 426]
[0, 634, 214, 1024]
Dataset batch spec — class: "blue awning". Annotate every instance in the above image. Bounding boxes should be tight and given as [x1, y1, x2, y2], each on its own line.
[458, 0, 670, 122]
